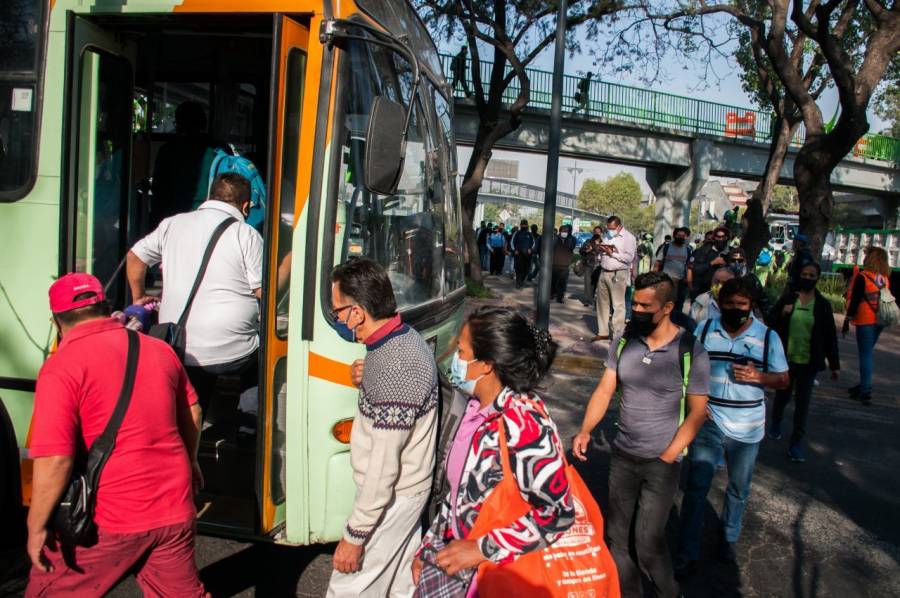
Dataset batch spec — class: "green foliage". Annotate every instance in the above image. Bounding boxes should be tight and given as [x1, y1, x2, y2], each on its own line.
[482, 203, 501, 225]
[873, 59, 900, 137]
[770, 185, 799, 212]
[576, 172, 643, 215]
[764, 270, 846, 314]
[465, 278, 495, 299]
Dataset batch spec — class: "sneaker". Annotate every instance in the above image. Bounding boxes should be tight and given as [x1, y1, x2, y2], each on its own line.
[788, 445, 805, 463]
[859, 393, 873, 406]
[769, 422, 783, 440]
[848, 384, 861, 398]
[717, 540, 738, 564]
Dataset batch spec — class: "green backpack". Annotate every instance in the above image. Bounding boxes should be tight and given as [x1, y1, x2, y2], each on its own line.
[616, 331, 696, 451]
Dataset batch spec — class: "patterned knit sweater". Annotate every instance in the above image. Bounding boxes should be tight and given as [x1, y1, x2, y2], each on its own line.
[344, 324, 439, 545]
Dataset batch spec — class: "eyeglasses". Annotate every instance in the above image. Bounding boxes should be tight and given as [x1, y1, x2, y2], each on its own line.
[331, 305, 354, 319]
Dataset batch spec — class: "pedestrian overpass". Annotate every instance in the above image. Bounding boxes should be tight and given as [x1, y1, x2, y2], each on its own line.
[472, 176, 603, 224]
[441, 54, 900, 239]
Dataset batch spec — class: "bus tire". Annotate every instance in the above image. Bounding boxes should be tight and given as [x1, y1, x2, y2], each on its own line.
[0, 400, 25, 550]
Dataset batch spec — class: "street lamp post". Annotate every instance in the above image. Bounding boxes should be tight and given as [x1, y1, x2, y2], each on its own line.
[565, 163, 584, 227]
[536, 0, 567, 330]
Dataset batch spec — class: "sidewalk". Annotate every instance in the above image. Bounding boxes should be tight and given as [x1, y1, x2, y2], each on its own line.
[474, 272, 900, 597]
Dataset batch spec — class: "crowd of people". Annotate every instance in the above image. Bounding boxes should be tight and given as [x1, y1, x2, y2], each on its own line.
[22, 178, 895, 598]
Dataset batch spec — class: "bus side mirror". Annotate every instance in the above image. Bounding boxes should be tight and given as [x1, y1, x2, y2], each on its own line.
[364, 96, 406, 196]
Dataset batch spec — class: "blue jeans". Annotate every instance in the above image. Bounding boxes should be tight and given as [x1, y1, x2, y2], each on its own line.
[677, 420, 761, 563]
[479, 245, 489, 270]
[856, 324, 884, 394]
[625, 285, 634, 320]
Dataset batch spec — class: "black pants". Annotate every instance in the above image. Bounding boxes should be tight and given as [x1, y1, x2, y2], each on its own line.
[185, 350, 259, 417]
[489, 248, 505, 275]
[607, 448, 682, 598]
[514, 253, 531, 287]
[550, 267, 570, 301]
[772, 362, 817, 446]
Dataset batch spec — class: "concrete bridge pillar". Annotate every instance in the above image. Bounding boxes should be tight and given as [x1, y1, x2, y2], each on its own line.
[645, 140, 713, 244]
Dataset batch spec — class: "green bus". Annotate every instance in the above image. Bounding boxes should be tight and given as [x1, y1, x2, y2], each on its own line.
[0, 0, 465, 544]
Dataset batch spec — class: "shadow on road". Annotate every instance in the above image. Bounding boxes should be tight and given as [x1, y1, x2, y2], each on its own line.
[199, 541, 332, 598]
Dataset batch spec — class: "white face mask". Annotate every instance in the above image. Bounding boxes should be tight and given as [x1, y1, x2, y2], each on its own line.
[560, 232, 569, 239]
[448, 351, 482, 396]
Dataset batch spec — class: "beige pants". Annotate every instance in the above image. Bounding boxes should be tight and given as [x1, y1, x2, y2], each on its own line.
[327, 490, 428, 598]
[596, 269, 629, 337]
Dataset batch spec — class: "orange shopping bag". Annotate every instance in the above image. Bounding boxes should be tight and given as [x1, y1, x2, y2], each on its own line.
[469, 416, 620, 598]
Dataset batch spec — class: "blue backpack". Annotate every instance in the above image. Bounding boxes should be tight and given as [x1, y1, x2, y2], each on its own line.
[208, 148, 266, 231]
[757, 248, 773, 266]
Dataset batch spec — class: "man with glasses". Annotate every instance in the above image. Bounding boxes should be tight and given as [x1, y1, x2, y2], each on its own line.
[687, 226, 729, 301]
[327, 259, 439, 597]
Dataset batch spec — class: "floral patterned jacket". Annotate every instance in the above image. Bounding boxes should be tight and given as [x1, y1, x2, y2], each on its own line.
[418, 388, 574, 565]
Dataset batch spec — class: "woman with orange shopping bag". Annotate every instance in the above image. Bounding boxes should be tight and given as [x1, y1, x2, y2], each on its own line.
[413, 306, 620, 598]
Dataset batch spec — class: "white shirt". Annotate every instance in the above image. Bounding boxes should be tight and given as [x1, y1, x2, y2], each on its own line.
[599, 226, 637, 272]
[131, 201, 264, 366]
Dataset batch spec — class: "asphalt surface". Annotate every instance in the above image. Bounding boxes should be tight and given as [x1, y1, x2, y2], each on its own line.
[3, 273, 899, 597]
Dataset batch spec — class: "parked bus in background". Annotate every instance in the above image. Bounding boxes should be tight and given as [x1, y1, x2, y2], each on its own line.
[0, 0, 465, 545]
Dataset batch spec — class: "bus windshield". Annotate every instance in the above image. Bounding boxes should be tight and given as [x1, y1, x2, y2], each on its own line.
[0, 0, 46, 200]
[328, 33, 463, 311]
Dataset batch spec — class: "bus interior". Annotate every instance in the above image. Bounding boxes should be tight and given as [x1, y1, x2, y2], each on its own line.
[72, 13, 289, 535]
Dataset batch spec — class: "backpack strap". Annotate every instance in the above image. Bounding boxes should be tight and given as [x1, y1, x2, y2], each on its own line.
[207, 148, 229, 197]
[762, 326, 772, 373]
[615, 336, 628, 359]
[177, 217, 238, 329]
[676, 330, 696, 455]
[700, 318, 714, 344]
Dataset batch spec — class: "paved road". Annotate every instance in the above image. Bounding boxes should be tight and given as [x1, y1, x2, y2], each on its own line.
[3, 273, 899, 597]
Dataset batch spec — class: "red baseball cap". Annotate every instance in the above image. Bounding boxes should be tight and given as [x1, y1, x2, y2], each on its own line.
[49, 273, 105, 314]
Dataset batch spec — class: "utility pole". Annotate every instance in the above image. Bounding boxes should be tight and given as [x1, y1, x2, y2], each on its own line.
[536, 0, 567, 330]
[565, 162, 584, 227]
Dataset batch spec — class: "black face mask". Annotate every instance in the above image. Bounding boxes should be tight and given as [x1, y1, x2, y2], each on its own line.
[796, 278, 817, 291]
[720, 307, 751, 330]
[521, 227, 528, 231]
[714, 239, 728, 251]
[628, 310, 660, 337]
[673, 237, 686, 246]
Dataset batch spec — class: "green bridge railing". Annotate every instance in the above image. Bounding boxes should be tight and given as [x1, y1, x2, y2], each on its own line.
[439, 54, 900, 164]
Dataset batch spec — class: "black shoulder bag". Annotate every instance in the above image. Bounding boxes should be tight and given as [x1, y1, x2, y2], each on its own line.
[149, 217, 237, 361]
[54, 329, 140, 547]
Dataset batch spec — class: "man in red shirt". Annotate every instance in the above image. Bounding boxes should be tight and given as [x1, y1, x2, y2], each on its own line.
[25, 273, 208, 597]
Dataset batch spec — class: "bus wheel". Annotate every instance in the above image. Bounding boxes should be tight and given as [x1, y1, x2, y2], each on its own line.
[0, 400, 25, 551]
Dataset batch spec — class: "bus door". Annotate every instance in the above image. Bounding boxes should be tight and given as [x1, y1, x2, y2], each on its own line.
[258, 14, 312, 537]
[63, 15, 136, 305]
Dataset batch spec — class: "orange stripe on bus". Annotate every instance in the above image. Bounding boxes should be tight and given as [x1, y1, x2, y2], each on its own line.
[174, 0, 319, 12]
[308, 352, 355, 388]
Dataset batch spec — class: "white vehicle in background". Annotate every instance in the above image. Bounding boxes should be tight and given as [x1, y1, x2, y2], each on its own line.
[767, 211, 799, 252]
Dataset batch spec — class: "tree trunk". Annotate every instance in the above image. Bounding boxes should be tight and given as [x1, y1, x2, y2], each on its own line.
[794, 140, 835, 260]
[793, 106, 870, 259]
[740, 116, 799, 264]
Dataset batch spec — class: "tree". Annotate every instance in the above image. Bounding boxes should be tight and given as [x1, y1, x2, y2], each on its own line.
[611, 1, 899, 258]
[770, 185, 799, 212]
[576, 178, 605, 212]
[873, 59, 900, 136]
[416, 0, 624, 282]
[482, 203, 501, 224]
[577, 172, 643, 214]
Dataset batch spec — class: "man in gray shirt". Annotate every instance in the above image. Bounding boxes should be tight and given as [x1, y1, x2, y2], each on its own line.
[574, 271, 710, 598]
[655, 226, 692, 312]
